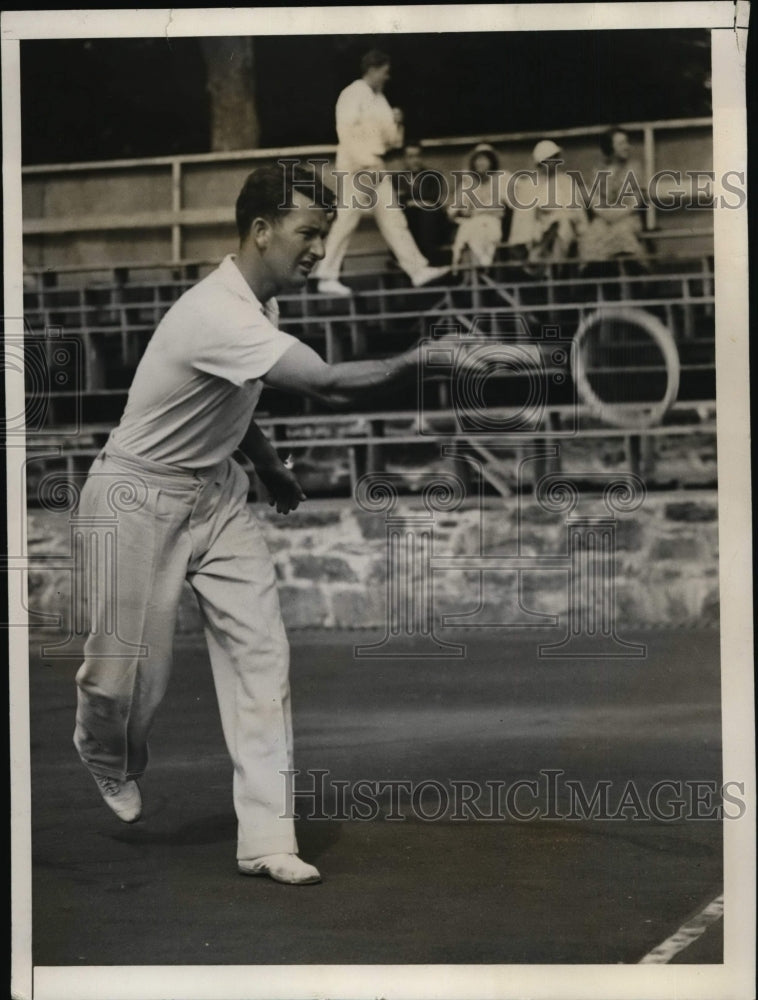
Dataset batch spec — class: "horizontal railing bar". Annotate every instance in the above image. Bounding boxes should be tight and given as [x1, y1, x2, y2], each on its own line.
[23, 206, 236, 235]
[22, 291, 715, 319]
[21, 423, 719, 457]
[30, 397, 716, 434]
[21, 117, 713, 176]
[23, 296, 716, 326]
[21, 232, 714, 278]
[23, 263, 716, 295]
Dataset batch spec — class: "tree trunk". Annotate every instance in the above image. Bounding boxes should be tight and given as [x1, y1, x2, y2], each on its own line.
[200, 37, 260, 151]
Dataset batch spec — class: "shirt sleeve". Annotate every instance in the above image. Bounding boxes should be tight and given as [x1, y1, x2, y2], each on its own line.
[190, 300, 297, 387]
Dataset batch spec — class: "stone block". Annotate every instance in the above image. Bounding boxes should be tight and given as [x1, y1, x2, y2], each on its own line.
[664, 501, 718, 523]
[515, 580, 569, 621]
[278, 586, 328, 629]
[700, 588, 721, 627]
[514, 528, 554, 554]
[355, 510, 389, 541]
[482, 518, 519, 554]
[290, 554, 358, 583]
[649, 564, 683, 583]
[330, 587, 387, 629]
[261, 533, 291, 553]
[254, 506, 341, 529]
[519, 568, 568, 596]
[451, 522, 483, 556]
[27, 511, 74, 554]
[663, 578, 709, 624]
[367, 556, 390, 586]
[285, 509, 343, 529]
[26, 567, 74, 632]
[650, 536, 703, 562]
[516, 504, 564, 526]
[613, 583, 655, 627]
[435, 569, 514, 607]
[613, 518, 645, 552]
[435, 577, 533, 626]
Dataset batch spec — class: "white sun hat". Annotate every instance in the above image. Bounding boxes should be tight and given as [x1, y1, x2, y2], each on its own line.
[532, 139, 562, 164]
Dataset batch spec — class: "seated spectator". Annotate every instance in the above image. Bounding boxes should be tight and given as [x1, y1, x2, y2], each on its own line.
[578, 127, 649, 275]
[448, 143, 511, 271]
[508, 139, 587, 271]
[392, 141, 454, 266]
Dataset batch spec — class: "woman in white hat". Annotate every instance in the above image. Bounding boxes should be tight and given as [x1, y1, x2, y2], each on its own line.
[508, 139, 586, 268]
[448, 143, 511, 271]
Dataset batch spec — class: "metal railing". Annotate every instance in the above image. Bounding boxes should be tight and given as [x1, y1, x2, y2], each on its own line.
[22, 248, 716, 501]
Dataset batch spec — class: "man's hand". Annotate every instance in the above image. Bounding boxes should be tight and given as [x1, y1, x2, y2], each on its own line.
[256, 461, 307, 515]
[239, 421, 306, 513]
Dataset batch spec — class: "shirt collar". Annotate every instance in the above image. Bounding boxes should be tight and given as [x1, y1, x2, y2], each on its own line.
[218, 254, 268, 311]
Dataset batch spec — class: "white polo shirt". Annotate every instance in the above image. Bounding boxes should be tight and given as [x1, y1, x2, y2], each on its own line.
[110, 255, 297, 469]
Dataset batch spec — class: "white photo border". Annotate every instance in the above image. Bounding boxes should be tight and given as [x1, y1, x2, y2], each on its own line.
[3, 5, 753, 999]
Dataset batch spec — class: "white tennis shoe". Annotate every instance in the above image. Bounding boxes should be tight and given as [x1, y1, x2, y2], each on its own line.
[238, 853, 322, 885]
[411, 265, 451, 288]
[317, 278, 352, 297]
[92, 773, 142, 823]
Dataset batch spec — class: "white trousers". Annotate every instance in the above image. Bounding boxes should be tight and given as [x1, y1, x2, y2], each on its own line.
[451, 214, 503, 268]
[73, 443, 296, 860]
[316, 170, 429, 281]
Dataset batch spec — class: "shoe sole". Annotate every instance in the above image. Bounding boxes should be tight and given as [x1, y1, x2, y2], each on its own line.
[110, 810, 142, 824]
[237, 866, 321, 885]
[100, 800, 142, 823]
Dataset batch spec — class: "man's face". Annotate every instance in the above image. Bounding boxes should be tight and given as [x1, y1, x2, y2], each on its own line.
[260, 191, 332, 291]
[367, 63, 391, 91]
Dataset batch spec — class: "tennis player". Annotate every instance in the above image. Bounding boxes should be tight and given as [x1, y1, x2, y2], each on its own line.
[73, 163, 426, 885]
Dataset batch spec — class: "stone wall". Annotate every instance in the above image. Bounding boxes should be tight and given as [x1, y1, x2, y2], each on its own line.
[23, 490, 720, 640]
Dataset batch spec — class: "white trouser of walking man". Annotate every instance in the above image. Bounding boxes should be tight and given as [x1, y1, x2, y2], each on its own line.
[316, 160, 448, 295]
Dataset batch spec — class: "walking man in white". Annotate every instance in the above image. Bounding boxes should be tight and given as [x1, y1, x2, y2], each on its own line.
[316, 49, 449, 295]
[74, 163, 436, 885]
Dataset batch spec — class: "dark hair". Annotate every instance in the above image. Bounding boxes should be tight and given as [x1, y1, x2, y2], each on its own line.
[235, 162, 336, 240]
[361, 49, 391, 74]
[599, 126, 628, 158]
[469, 148, 499, 173]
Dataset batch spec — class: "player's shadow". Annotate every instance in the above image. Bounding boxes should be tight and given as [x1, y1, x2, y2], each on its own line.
[106, 809, 343, 860]
[295, 818, 343, 863]
[107, 811, 237, 847]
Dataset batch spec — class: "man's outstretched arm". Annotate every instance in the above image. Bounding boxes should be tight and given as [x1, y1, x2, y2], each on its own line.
[263, 340, 419, 409]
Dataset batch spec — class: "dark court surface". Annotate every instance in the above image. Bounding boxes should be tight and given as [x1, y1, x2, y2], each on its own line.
[29, 628, 724, 966]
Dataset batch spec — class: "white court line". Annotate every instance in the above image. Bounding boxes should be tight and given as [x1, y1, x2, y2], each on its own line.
[638, 894, 724, 964]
